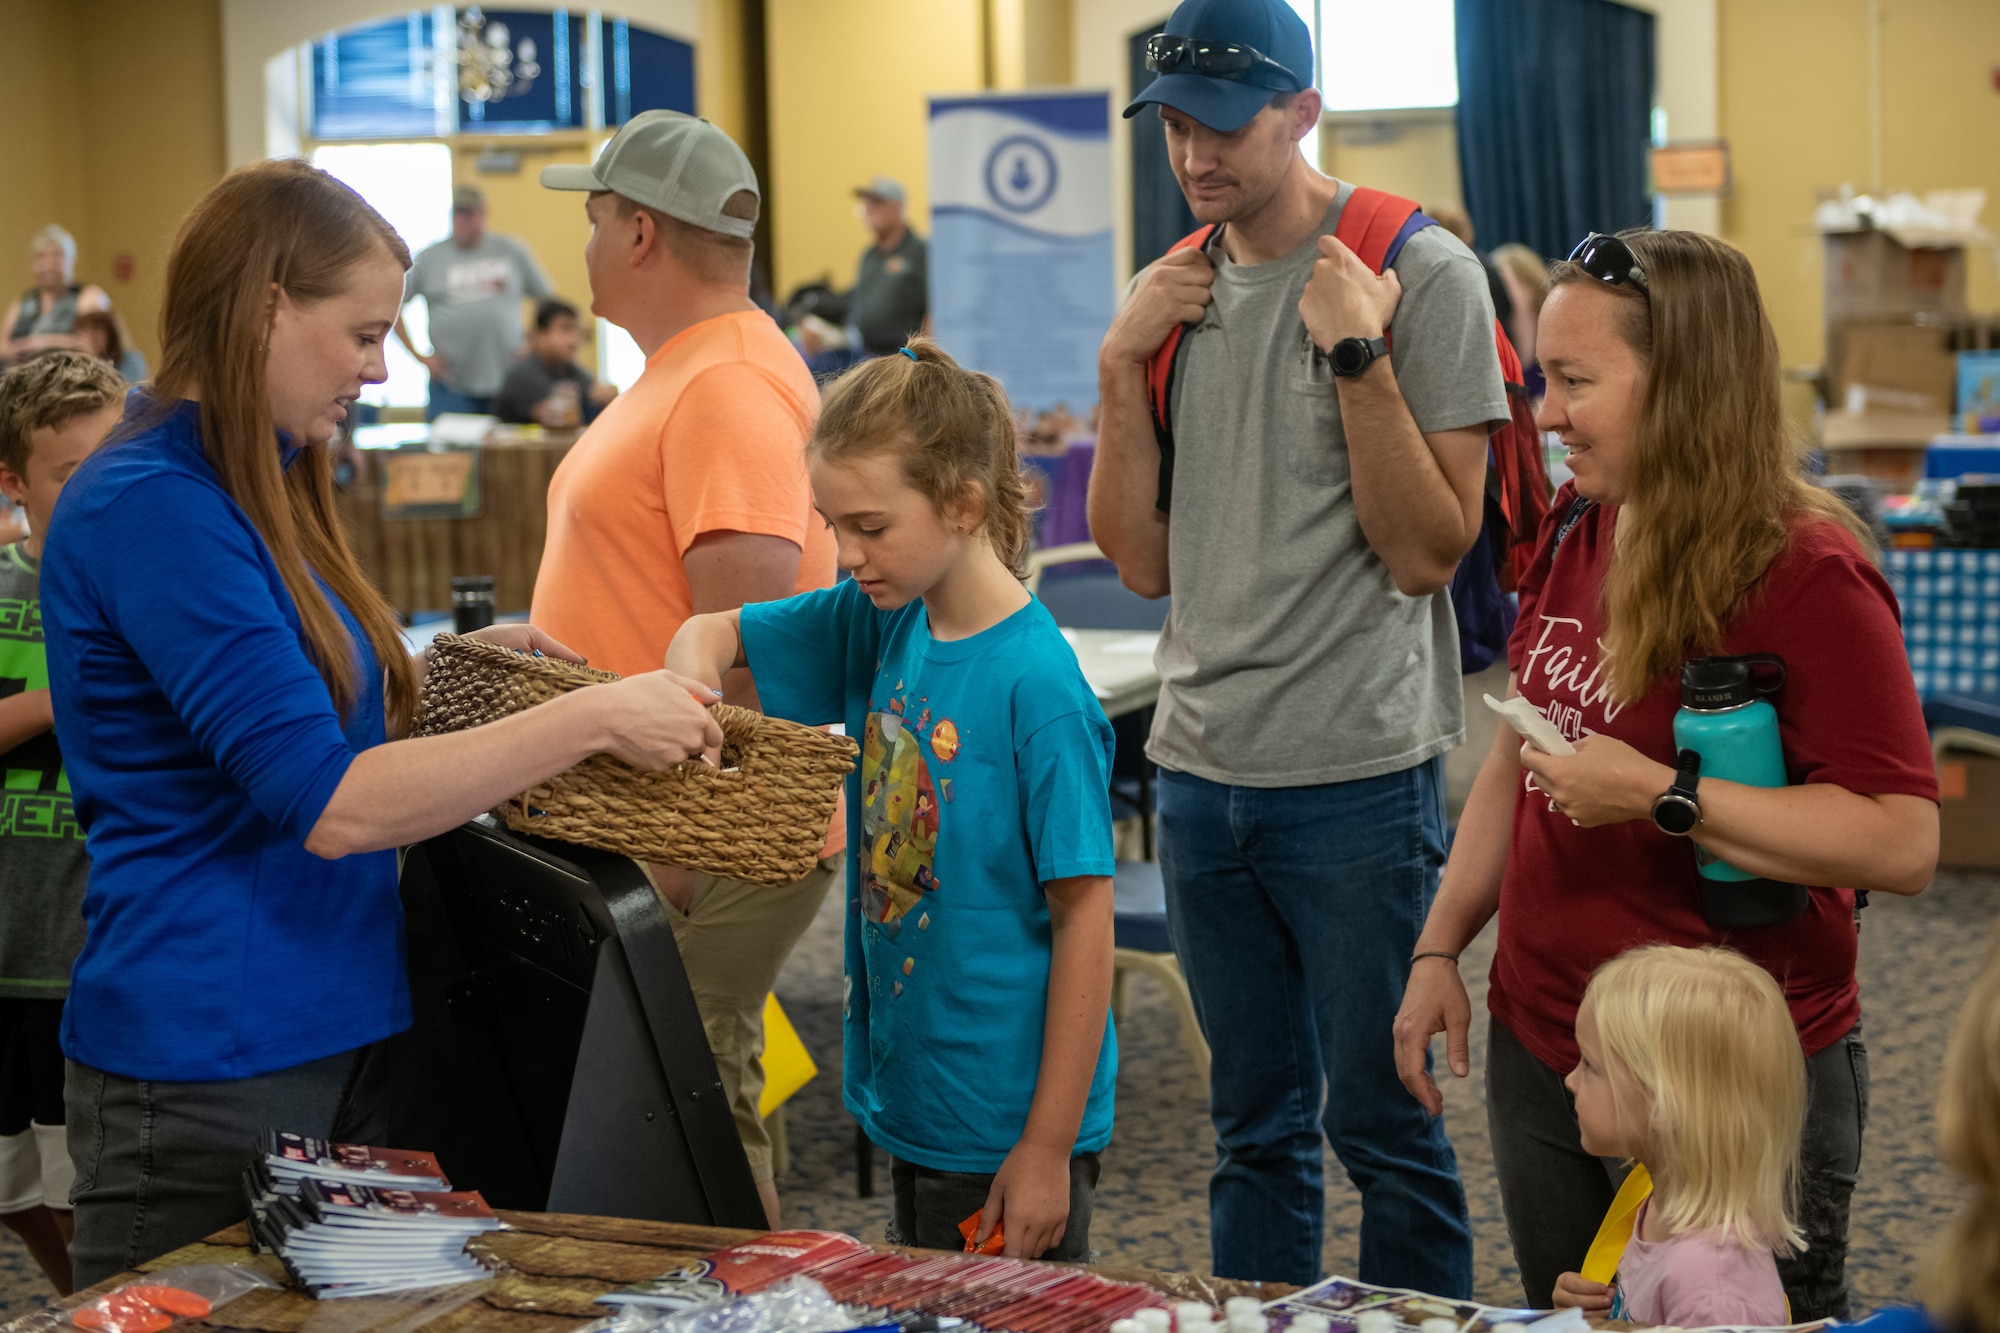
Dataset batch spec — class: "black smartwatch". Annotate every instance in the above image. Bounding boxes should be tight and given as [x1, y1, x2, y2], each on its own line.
[1328, 335, 1389, 378]
[1650, 749, 1703, 836]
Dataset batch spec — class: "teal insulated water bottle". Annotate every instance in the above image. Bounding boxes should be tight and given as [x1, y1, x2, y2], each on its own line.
[1672, 654, 1809, 928]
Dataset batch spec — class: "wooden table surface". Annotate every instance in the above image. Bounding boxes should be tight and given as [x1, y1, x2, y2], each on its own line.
[70, 1215, 1296, 1333]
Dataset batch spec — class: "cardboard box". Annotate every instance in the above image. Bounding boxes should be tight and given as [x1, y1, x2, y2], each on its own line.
[1819, 409, 1951, 448]
[1824, 230, 1967, 321]
[1831, 322, 1957, 412]
[1938, 752, 2000, 868]
[1821, 445, 1926, 489]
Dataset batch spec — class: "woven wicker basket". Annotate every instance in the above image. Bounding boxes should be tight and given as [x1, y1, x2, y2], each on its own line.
[413, 634, 856, 886]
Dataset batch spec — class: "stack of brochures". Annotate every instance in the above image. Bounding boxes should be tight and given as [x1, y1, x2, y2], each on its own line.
[244, 1132, 500, 1299]
[253, 1130, 451, 1195]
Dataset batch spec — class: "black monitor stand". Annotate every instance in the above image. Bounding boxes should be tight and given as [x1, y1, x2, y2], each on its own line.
[372, 817, 766, 1229]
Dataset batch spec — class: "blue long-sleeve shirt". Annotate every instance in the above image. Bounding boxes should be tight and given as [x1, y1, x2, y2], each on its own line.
[42, 398, 409, 1080]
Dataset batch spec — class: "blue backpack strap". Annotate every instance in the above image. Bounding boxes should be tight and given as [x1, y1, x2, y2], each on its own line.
[1378, 211, 1438, 271]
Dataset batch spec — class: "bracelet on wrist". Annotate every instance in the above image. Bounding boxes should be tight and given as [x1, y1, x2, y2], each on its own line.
[1410, 950, 1460, 967]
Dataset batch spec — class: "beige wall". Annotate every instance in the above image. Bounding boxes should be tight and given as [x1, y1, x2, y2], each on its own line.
[1719, 0, 2000, 370]
[0, 1, 87, 301]
[763, 0, 986, 296]
[1321, 115, 1464, 218]
[0, 0, 226, 368]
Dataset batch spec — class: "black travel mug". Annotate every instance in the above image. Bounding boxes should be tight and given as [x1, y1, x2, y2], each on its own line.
[451, 575, 496, 635]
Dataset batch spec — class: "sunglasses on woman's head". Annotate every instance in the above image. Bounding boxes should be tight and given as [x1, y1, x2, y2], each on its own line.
[1568, 233, 1649, 295]
[1144, 33, 1303, 90]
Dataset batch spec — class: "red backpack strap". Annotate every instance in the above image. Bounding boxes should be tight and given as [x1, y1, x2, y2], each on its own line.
[1332, 186, 1425, 273]
[1145, 225, 1218, 431]
[1144, 224, 1217, 513]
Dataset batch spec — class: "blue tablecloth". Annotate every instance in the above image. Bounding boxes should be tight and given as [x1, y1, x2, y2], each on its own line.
[1884, 547, 2000, 696]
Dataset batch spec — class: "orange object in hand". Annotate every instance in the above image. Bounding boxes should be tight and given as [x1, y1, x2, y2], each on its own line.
[958, 1209, 1004, 1255]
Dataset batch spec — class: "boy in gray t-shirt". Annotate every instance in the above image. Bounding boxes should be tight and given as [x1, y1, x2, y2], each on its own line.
[0, 350, 125, 1294]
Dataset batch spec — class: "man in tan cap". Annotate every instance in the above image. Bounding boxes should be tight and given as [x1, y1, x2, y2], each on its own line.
[395, 183, 553, 418]
[532, 111, 839, 1228]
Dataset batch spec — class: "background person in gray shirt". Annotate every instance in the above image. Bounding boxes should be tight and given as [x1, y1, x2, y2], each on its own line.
[1089, 0, 1507, 1296]
[396, 184, 553, 419]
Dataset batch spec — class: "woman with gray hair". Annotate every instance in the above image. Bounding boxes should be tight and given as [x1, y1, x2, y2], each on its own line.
[2, 227, 111, 364]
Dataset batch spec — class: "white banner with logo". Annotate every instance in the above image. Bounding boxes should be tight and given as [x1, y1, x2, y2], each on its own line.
[926, 92, 1114, 412]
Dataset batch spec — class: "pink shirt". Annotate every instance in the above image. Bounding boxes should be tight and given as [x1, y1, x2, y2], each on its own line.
[1619, 1200, 1789, 1328]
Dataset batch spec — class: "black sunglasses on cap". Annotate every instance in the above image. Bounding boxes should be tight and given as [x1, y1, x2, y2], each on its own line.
[1568, 232, 1649, 294]
[1145, 33, 1303, 90]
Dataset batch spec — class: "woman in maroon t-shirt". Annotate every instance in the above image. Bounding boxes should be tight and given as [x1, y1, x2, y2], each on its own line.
[1391, 230, 1938, 1319]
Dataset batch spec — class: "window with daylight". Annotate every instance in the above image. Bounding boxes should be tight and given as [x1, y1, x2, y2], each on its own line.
[308, 143, 453, 409]
[1316, 0, 1459, 112]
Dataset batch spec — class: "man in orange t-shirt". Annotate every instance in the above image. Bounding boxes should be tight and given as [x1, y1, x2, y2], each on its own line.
[534, 111, 837, 1228]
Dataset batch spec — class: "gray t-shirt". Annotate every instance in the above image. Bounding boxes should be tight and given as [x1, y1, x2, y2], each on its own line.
[0, 543, 88, 998]
[1147, 183, 1509, 787]
[406, 233, 553, 396]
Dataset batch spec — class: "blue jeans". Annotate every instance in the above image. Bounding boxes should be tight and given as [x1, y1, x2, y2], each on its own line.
[424, 384, 492, 420]
[1157, 759, 1471, 1293]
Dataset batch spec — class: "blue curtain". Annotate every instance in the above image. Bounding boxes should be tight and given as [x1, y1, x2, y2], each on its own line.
[1454, 0, 1655, 260]
[1128, 21, 1196, 275]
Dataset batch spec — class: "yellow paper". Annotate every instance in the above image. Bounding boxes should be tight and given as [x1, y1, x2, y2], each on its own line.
[1580, 1163, 1653, 1285]
[759, 994, 817, 1118]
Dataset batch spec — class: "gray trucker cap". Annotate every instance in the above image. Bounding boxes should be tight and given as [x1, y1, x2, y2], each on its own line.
[541, 110, 758, 239]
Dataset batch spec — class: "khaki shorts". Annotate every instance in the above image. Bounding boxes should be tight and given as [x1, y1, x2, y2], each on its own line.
[648, 857, 838, 1182]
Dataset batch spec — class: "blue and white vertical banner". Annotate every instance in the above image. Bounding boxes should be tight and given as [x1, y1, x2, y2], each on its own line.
[927, 91, 1114, 413]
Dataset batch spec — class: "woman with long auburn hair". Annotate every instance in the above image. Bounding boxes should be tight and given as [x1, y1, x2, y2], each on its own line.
[40, 158, 726, 1285]
[1388, 229, 1939, 1319]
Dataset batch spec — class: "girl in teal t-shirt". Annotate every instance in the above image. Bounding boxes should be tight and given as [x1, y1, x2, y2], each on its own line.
[667, 340, 1117, 1261]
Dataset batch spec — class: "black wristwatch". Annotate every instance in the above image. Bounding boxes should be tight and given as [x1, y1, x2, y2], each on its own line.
[1328, 335, 1389, 378]
[1650, 749, 1703, 836]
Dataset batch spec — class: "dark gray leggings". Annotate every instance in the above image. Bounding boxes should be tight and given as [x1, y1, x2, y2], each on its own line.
[1484, 1015, 1867, 1322]
[884, 1152, 1100, 1262]
[66, 1047, 385, 1289]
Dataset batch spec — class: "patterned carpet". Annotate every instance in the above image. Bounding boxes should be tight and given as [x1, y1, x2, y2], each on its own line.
[0, 670, 1989, 1321]
[770, 860, 1995, 1312]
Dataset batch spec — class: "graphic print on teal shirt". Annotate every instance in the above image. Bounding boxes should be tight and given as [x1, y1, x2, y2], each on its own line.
[860, 704, 943, 932]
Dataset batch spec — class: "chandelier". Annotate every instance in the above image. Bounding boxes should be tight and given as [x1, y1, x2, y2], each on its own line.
[456, 6, 540, 103]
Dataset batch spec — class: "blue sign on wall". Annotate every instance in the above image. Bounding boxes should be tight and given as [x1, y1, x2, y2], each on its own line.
[927, 93, 1114, 413]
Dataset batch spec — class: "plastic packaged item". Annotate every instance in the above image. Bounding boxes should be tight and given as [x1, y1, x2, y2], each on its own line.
[580, 1277, 861, 1333]
[1111, 1322, 1144, 1333]
[1135, 1309, 1173, 1333]
[1354, 1311, 1396, 1333]
[1174, 1304, 1213, 1331]
[1224, 1300, 1261, 1324]
[34, 1266, 278, 1333]
[1286, 1316, 1331, 1333]
[1419, 1320, 1459, 1333]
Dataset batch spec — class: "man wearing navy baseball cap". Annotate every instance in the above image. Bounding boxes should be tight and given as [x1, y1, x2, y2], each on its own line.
[1089, 0, 1508, 1296]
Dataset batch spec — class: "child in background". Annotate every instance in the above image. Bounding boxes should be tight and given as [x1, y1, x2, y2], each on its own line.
[0, 350, 126, 1294]
[1552, 945, 1803, 1327]
[665, 339, 1116, 1260]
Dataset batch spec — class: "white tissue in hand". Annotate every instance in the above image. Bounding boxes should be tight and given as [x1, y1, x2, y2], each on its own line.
[1483, 694, 1577, 756]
